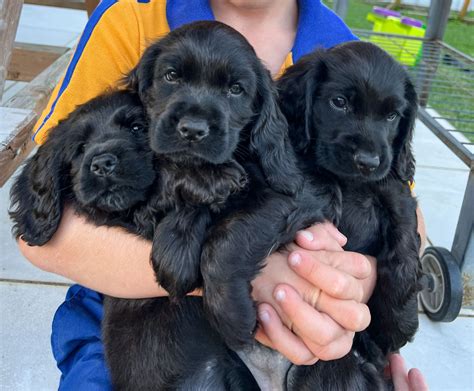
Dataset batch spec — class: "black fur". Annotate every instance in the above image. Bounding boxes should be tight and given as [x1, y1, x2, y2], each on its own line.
[10, 91, 157, 244]
[11, 22, 311, 390]
[200, 165, 326, 350]
[126, 21, 303, 299]
[9, 88, 260, 391]
[276, 41, 422, 389]
[11, 29, 421, 391]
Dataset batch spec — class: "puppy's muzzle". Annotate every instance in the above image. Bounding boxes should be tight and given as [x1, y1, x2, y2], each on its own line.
[90, 153, 118, 177]
[177, 118, 209, 142]
[354, 152, 380, 175]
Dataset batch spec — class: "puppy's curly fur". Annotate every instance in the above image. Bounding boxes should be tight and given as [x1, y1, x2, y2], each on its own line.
[10, 91, 157, 244]
[126, 21, 304, 300]
[277, 41, 422, 390]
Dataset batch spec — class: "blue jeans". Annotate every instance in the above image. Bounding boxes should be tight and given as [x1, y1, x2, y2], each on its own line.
[52, 285, 112, 390]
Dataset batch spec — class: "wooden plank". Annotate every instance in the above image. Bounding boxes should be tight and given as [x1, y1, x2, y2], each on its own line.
[0, 50, 72, 187]
[0, 107, 36, 172]
[24, 0, 86, 10]
[0, 107, 35, 139]
[0, 0, 24, 100]
[24, 0, 98, 16]
[7, 43, 68, 82]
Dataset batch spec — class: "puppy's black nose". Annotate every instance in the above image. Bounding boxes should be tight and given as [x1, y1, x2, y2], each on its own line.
[177, 118, 209, 142]
[354, 152, 380, 174]
[90, 153, 118, 177]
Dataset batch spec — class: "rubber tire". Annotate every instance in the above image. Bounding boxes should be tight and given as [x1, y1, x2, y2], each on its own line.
[419, 246, 463, 322]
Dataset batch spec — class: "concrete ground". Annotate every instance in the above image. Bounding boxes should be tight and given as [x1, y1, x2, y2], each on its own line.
[1, 4, 473, 391]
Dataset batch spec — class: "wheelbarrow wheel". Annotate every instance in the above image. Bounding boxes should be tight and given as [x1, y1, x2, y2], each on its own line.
[419, 246, 463, 322]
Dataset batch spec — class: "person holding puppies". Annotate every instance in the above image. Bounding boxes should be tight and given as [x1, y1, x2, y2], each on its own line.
[18, 0, 427, 389]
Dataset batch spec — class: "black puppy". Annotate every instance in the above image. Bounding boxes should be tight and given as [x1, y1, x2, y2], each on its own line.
[104, 21, 313, 390]
[276, 41, 422, 390]
[10, 91, 157, 243]
[126, 21, 303, 300]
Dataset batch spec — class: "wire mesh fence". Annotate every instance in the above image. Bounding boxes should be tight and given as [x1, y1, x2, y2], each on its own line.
[355, 30, 474, 168]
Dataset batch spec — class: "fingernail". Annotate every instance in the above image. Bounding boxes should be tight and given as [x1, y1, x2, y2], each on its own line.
[289, 252, 301, 267]
[258, 310, 270, 323]
[275, 289, 286, 302]
[298, 230, 314, 242]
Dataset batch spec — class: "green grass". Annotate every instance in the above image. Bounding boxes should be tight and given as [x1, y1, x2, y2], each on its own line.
[323, 0, 474, 57]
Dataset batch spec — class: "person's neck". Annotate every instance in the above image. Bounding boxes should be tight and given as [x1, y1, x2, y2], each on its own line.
[210, 0, 298, 77]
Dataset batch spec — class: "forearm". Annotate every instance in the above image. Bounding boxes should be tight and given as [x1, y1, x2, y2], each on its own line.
[18, 206, 181, 298]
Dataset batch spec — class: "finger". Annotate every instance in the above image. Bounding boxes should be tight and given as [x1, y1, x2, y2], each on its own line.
[297, 249, 371, 280]
[256, 304, 318, 365]
[274, 285, 346, 346]
[320, 222, 347, 246]
[303, 331, 356, 361]
[254, 324, 273, 348]
[294, 224, 344, 252]
[408, 368, 429, 391]
[388, 353, 409, 391]
[317, 293, 371, 332]
[289, 251, 368, 299]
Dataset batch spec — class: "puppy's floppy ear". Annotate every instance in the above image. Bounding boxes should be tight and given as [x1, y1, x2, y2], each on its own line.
[277, 52, 327, 153]
[124, 43, 162, 98]
[393, 78, 418, 182]
[250, 67, 303, 195]
[9, 123, 74, 246]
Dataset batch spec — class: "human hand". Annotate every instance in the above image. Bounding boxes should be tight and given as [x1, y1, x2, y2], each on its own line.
[385, 353, 429, 391]
[252, 222, 375, 365]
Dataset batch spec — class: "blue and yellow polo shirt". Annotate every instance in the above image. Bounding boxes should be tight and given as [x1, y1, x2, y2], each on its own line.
[32, 0, 356, 144]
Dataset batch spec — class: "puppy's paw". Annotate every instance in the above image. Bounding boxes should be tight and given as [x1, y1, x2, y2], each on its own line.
[266, 172, 303, 196]
[152, 207, 211, 298]
[204, 280, 257, 350]
[208, 163, 248, 212]
[222, 162, 248, 193]
[152, 237, 202, 299]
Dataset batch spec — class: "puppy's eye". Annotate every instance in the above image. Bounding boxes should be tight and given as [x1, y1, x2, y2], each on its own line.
[164, 70, 179, 83]
[130, 123, 145, 134]
[229, 83, 243, 96]
[79, 143, 87, 153]
[330, 96, 347, 110]
[387, 112, 398, 121]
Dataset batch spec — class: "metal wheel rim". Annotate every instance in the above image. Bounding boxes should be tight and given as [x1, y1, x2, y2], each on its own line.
[420, 253, 445, 313]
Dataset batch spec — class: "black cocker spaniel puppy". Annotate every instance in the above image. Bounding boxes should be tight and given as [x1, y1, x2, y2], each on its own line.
[276, 41, 422, 390]
[126, 21, 303, 300]
[10, 91, 157, 244]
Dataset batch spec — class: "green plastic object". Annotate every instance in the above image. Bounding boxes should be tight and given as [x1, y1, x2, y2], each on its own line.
[366, 9, 426, 66]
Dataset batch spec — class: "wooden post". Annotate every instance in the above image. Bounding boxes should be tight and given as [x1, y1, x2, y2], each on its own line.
[0, 0, 23, 100]
[388, 0, 402, 10]
[459, 0, 471, 20]
[85, 0, 99, 16]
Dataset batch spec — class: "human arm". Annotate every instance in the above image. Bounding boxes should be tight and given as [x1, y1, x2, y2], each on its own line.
[17, 206, 171, 298]
[18, 211, 373, 361]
